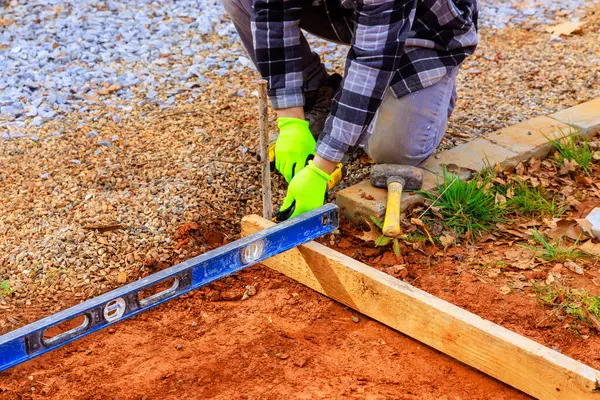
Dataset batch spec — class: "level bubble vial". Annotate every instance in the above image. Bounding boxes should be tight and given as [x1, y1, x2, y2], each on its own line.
[241, 240, 264, 264]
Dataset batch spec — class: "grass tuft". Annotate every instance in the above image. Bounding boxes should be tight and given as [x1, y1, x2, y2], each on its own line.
[418, 168, 505, 237]
[547, 129, 595, 174]
[507, 180, 566, 218]
[535, 284, 600, 331]
[522, 230, 585, 262]
[0, 280, 13, 297]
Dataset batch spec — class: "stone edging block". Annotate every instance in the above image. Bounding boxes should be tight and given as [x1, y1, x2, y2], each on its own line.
[483, 116, 571, 163]
[420, 138, 519, 175]
[549, 98, 600, 137]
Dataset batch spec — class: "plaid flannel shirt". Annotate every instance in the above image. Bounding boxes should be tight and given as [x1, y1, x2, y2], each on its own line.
[252, 0, 479, 163]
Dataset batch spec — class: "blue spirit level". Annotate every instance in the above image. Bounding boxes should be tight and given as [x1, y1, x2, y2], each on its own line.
[0, 204, 338, 372]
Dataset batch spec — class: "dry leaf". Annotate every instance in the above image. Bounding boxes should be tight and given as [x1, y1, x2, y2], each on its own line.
[98, 84, 122, 95]
[545, 218, 593, 241]
[465, 229, 472, 242]
[575, 175, 593, 186]
[495, 193, 507, 205]
[559, 185, 574, 197]
[83, 93, 104, 106]
[505, 249, 522, 260]
[586, 311, 600, 332]
[356, 220, 380, 242]
[487, 268, 501, 278]
[410, 218, 435, 245]
[504, 247, 536, 269]
[493, 177, 507, 185]
[513, 259, 536, 270]
[443, 163, 476, 180]
[519, 220, 542, 228]
[439, 234, 455, 250]
[546, 21, 584, 36]
[580, 241, 600, 257]
[505, 186, 514, 199]
[564, 260, 584, 275]
[511, 280, 533, 290]
[564, 196, 581, 209]
[429, 206, 444, 219]
[543, 218, 557, 230]
[528, 157, 541, 174]
[558, 159, 579, 175]
[506, 229, 529, 238]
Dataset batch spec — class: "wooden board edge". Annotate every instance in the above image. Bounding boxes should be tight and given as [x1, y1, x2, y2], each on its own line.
[242, 214, 600, 400]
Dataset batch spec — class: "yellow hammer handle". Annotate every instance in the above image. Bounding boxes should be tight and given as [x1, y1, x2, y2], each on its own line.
[382, 181, 403, 237]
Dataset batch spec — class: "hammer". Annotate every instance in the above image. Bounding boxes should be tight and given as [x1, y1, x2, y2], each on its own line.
[370, 164, 424, 237]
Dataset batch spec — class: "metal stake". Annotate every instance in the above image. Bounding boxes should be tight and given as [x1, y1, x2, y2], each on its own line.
[258, 80, 272, 220]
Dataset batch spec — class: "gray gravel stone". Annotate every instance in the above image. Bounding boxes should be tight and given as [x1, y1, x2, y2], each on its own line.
[97, 139, 112, 147]
[0, 0, 237, 135]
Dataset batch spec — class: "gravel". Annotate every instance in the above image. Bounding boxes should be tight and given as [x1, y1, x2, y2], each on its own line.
[0, 0, 599, 328]
[1, 0, 597, 136]
[0, 0, 242, 135]
[480, 0, 595, 29]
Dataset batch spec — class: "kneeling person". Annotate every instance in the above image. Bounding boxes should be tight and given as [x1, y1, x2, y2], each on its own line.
[224, 0, 479, 218]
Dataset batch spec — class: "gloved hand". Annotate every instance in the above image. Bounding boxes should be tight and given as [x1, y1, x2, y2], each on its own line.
[277, 161, 332, 221]
[275, 117, 316, 183]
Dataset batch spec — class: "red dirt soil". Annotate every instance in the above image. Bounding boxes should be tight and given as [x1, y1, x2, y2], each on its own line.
[4, 210, 600, 399]
[332, 221, 600, 371]
[0, 223, 533, 400]
[0, 266, 527, 400]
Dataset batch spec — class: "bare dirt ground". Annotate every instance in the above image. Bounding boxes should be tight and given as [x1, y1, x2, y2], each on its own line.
[0, 266, 528, 400]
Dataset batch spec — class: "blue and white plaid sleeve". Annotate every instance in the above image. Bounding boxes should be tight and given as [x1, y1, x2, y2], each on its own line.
[251, 0, 305, 110]
[316, 0, 417, 163]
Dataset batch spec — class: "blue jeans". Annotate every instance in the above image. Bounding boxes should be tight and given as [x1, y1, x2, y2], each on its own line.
[224, 0, 458, 166]
[364, 67, 458, 165]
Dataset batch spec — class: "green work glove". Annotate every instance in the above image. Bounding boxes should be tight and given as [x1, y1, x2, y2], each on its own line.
[278, 161, 332, 221]
[275, 117, 316, 183]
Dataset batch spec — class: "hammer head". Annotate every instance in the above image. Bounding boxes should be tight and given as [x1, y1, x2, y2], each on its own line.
[370, 164, 424, 190]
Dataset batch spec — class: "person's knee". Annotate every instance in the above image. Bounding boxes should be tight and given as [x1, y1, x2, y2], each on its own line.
[367, 139, 436, 166]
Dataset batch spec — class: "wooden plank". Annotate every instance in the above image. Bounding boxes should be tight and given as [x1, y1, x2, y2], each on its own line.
[242, 215, 600, 400]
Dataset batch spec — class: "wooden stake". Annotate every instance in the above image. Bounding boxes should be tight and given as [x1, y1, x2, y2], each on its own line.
[242, 214, 600, 400]
[258, 80, 272, 220]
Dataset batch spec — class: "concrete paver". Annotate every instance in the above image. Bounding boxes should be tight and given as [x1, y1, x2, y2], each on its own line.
[484, 116, 571, 163]
[421, 138, 519, 175]
[550, 98, 600, 137]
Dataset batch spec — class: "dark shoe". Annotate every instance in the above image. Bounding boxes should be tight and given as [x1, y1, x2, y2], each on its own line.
[304, 73, 342, 141]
